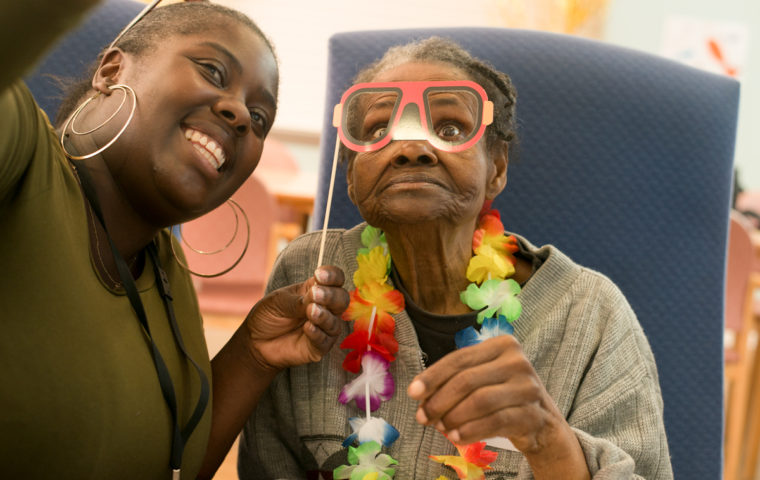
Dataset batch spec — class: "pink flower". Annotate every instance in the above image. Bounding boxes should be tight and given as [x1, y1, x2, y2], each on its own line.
[339, 351, 395, 411]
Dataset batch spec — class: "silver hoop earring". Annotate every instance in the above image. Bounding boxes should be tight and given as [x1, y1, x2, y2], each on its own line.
[170, 199, 251, 278]
[179, 201, 241, 256]
[60, 84, 137, 160]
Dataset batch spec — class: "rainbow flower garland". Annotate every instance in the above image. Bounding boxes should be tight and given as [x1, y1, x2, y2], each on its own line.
[334, 203, 522, 480]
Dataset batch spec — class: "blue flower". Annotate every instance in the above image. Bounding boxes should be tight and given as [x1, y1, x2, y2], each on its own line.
[342, 416, 400, 448]
[455, 316, 514, 349]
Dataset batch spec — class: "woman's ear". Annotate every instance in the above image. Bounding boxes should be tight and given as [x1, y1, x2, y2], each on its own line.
[485, 141, 508, 200]
[92, 48, 127, 95]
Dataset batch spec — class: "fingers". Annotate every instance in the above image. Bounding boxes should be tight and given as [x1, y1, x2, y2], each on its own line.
[408, 336, 542, 441]
[413, 356, 512, 427]
[305, 302, 342, 340]
[314, 265, 346, 287]
[299, 267, 349, 357]
[276, 266, 348, 318]
[446, 405, 535, 445]
[408, 336, 521, 403]
[437, 376, 543, 439]
[308, 267, 350, 315]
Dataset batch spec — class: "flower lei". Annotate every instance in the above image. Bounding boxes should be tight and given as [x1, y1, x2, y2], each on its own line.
[334, 202, 522, 480]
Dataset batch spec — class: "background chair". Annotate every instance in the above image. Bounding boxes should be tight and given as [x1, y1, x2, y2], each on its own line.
[312, 28, 740, 479]
[181, 174, 279, 317]
[737, 190, 760, 230]
[743, 328, 760, 480]
[25, 0, 144, 121]
[253, 138, 307, 250]
[724, 211, 760, 480]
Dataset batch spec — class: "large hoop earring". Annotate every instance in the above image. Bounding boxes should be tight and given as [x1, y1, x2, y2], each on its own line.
[179, 201, 241, 256]
[170, 199, 251, 278]
[60, 84, 137, 160]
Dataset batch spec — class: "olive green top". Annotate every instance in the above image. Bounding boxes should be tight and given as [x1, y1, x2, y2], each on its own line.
[0, 82, 212, 479]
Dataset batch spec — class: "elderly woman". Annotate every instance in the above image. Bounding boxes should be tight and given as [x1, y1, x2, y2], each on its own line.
[239, 37, 672, 479]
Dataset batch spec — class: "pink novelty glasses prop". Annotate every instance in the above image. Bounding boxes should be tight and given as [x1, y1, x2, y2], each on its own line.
[316, 80, 493, 267]
[333, 80, 494, 153]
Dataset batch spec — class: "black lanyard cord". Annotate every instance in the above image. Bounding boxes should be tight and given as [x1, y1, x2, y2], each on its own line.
[75, 164, 210, 476]
[147, 242, 211, 442]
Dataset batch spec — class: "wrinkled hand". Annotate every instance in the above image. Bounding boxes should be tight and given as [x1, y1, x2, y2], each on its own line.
[243, 265, 349, 371]
[407, 335, 570, 456]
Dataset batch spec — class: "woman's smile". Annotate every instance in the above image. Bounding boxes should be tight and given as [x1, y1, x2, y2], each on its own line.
[184, 127, 227, 172]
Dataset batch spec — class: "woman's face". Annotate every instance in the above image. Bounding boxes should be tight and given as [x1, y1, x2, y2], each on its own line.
[94, 17, 278, 226]
[346, 61, 505, 229]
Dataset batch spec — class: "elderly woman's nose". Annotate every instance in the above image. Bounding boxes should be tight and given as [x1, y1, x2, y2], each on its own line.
[392, 141, 438, 167]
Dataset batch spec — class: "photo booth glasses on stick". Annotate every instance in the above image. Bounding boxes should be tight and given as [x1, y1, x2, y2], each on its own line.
[333, 80, 494, 153]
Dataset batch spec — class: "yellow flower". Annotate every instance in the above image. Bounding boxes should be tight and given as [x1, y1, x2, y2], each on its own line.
[481, 233, 512, 254]
[357, 280, 397, 306]
[354, 246, 390, 289]
[466, 244, 514, 283]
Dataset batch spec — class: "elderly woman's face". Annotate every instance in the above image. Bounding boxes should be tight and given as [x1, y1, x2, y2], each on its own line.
[346, 61, 500, 229]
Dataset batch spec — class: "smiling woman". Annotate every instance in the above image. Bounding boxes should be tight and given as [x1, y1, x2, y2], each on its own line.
[0, 1, 349, 479]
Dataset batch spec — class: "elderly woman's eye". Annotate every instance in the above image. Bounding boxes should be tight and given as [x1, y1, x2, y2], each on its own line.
[369, 125, 388, 139]
[437, 123, 462, 139]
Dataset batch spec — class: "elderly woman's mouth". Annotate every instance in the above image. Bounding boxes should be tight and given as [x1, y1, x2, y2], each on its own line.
[382, 174, 446, 191]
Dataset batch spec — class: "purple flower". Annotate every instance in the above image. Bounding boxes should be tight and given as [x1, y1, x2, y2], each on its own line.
[339, 351, 395, 411]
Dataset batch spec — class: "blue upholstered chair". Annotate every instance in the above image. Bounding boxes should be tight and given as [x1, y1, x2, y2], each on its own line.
[312, 28, 740, 479]
[24, 0, 144, 121]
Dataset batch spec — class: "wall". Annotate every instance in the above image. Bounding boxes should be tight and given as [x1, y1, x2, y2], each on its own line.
[606, 0, 758, 190]
[222, 0, 756, 190]
[221, 0, 510, 141]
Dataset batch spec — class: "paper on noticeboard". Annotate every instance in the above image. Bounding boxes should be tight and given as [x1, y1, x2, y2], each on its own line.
[661, 15, 749, 80]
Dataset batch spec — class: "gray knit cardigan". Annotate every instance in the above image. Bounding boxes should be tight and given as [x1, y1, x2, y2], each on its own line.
[239, 224, 673, 479]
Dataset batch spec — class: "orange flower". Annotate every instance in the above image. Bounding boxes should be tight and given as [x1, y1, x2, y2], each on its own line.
[472, 210, 518, 273]
[342, 284, 403, 332]
[430, 441, 498, 480]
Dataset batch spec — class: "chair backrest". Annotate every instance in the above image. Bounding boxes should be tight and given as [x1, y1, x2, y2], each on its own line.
[182, 174, 279, 316]
[255, 137, 300, 175]
[24, 0, 145, 121]
[313, 28, 740, 479]
[736, 190, 760, 228]
[726, 211, 755, 335]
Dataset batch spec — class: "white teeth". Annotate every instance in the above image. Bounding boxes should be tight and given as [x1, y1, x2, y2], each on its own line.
[183, 128, 226, 170]
[192, 144, 220, 169]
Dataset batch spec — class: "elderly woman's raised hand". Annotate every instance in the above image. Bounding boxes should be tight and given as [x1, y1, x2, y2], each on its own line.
[243, 265, 349, 371]
[407, 335, 585, 470]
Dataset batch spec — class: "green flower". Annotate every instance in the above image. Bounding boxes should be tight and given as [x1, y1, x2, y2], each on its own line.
[359, 226, 387, 255]
[334, 441, 398, 479]
[460, 278, 522, 324]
